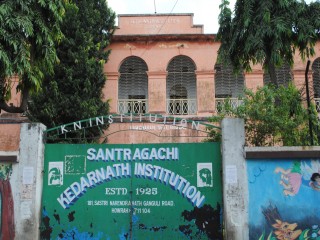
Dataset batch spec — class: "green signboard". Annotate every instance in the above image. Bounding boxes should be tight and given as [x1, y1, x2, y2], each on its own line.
[41, 143, 222, 239]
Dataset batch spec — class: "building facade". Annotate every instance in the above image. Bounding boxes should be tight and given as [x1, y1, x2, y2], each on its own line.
[102, 13, 320, 144]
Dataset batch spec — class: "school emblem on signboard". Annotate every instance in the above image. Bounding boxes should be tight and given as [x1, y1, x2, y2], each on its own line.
[48, 162, 63, 186]
[197, 163, 213, 187]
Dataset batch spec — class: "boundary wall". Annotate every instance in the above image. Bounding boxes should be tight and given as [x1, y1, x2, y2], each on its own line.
[222, 118, 320, 240]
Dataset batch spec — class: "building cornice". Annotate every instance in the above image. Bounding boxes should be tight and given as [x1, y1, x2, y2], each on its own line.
[111, 34, 216, 43]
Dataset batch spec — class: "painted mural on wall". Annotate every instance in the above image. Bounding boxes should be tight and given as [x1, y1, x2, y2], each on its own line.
[41, 142, 222, 239]
[0, 163, 15, 240]
[247, 159, 320, 240]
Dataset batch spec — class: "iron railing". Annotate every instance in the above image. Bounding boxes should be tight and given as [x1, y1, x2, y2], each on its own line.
[117, 97, 319, 115]
[166, 99, 197, 115]
[118, 99, 148, 114]
[215, 98, 243, 113]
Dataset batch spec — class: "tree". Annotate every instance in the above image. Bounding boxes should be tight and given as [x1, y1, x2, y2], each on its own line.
[217, 0, 320, 86]
[207, 83, 320, 146]
[0, 0, 65, 113]
[27, 0, 116, 143]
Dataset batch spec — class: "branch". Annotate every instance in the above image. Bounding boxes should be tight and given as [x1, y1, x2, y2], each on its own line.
[0, 87, 29, 113]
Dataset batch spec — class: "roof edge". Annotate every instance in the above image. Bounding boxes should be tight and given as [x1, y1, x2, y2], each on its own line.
[117, 13, 194, 17]
[111, 34, 217, 42]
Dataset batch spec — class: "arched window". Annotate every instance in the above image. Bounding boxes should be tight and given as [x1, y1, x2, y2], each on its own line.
[214, 63, 244, 113]
[312, 58, 320, 112]
[214, 63, 244, 98]
[118, 56, 148, 114]
[263, 63, 292, 86]
[166, 55, 197, 115]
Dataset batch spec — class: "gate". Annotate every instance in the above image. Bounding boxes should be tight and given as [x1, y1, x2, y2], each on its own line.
[40, 142, 222, 239]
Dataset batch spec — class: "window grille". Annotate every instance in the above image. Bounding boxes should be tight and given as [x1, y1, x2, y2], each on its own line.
[312, 58, 320, 98]
[118, 56, 148, 114]
[263, 63, 292, 86]
[312, 58, 320, 113]
[166, 55, 197, 115]
[214, 63, 244, 98]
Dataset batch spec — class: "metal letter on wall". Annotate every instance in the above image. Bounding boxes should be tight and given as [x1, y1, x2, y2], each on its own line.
[40, 143, 222, 239]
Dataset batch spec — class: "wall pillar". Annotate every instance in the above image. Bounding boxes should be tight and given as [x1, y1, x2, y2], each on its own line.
[221, 118, 248, 240]
[196, 70, 215, 115]
[12, 123, 46, 240]
[103, 72, 119, 114]
[148, 71, 167, 114]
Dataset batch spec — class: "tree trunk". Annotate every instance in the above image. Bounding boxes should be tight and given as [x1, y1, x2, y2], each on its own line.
[267, 62, 278, 87]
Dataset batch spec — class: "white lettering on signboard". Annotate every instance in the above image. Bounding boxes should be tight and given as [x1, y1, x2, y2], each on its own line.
[56, 163, 205, 209]
[87, 147, 179, 162]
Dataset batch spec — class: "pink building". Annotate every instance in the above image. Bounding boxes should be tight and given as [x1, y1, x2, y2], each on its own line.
[103, 14, 320, 144]
[103, 14, 219, 143]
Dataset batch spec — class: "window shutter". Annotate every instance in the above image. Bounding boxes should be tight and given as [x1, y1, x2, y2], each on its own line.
[214, 64, 244, 98]
[166, 55, 197, 99]
[312, 58, 320, 98]
[263, 63, 292, 86]
[118, 56, 148, 99]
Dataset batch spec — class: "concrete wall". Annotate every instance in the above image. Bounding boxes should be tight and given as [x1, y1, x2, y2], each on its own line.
[0, 123, 46, 240]
[221, 118, 320, 240]
[221, 118, 249, 240]
[245, 148, 320, 239]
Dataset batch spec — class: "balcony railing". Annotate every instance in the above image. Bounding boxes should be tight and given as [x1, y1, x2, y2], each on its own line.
[118, 99, 148, 114]
[166, 99, 197, 115]
[315, 98, 320, 113]
[215, 98, 243, 114]
[215, 98, 320, 114]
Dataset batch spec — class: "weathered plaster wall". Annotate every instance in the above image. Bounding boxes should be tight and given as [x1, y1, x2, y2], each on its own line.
[0, 124, 21, 152]
[114, 14, 203, 35]
[0, 123, 46, 240]
[221, 118, 249, 240]
[103, 121, 209, 144]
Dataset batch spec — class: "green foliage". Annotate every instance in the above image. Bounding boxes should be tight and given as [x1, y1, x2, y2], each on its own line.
[0, 164, 12, 180]
[203, 126, 222, 142]
[0, 0, 65, 112]
[203, 116, 223, 142]
[217, 0, 320, 85]
[27, 0, 116, 143]
[208, 83, 320, 146]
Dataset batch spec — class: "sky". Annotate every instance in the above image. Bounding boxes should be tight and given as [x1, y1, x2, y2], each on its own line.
[107, 0, 236, 34]
[107, 0, 315, 34]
